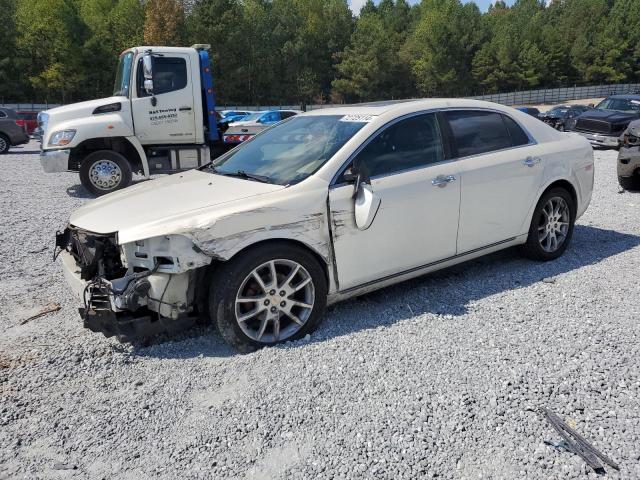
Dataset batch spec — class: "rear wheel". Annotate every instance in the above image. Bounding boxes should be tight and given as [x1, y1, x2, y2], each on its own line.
[521, 187, 575, 261]
[0, 134, 10, 154]
[618, 175, 640, 191]
[79, 150, 132, 196]
[209, 242, 327, 352]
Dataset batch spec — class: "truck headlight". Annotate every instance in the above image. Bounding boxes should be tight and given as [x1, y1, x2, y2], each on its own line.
[49, 129, 76, 147]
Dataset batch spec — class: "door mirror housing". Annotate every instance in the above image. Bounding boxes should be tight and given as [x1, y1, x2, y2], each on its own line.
[142, 53, 154, 94]
[354, 181, 381, 230]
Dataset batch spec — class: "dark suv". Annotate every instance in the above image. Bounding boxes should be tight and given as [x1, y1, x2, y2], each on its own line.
[571, 95, 640, 148]
[539, 104, 592, 131]
[0, 107, 30, 154]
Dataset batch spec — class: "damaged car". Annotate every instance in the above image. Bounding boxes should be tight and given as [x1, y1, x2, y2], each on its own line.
[56, 99, 594, 351]
[618, 119, 640, 190]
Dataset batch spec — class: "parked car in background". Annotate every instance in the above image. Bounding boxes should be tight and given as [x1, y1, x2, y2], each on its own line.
[516, 107, 541, 117]
[539, 104, 592, 131]
[223, 109, 301, 145]
[0, 107, 30, 154]
[618, 119, 640, 190]
[16, 110, 40, 135]
[56, 99, 593, 351]
[571, 95, 640, 148]
[220, 110, 251, 123]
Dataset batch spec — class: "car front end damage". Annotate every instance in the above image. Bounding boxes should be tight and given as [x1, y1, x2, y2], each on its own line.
[618, 122, 640, 188]
[55, 226, 211, 341]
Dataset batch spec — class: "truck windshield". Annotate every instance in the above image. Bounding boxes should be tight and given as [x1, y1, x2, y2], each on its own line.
[210, 115, 368, 185]
[596, 98, 640, 114]
[113, 52, 134, 97]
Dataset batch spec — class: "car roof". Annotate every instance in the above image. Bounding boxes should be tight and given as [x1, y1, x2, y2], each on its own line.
[302, 98, 520, 117]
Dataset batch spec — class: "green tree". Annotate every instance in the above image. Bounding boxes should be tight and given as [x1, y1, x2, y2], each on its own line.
[0, 0, 20, 101]
[405, 0, 484, 96]
[144, 0, 185, 46]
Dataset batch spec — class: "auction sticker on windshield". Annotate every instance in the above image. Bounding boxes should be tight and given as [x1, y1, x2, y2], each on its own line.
[340, 114, 376, 123]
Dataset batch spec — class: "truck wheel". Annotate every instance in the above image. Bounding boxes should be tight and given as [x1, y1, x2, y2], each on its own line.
[79, 150, 132, 196]
[618, 175, 640, 191]
[209, 242, 328, 353]
[0, 134, 10, 154]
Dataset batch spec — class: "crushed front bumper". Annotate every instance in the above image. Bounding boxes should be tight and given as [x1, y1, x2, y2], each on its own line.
[575, 132, 620, 148]
[618, 145, 640, 177]
[40, 148, 71, 173]
[59, 248, 195, 342]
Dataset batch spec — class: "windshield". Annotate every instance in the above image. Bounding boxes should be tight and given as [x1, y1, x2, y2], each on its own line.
[242, 112, 266, 122]
[596, 98, 640, 114]
[113, 52, 134, 97]
[547, 107, 569, 116]
[210, 115, 368, 185]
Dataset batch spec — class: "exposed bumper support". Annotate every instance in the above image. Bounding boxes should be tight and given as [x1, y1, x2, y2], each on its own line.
[575, 132, 620, 148]
[40, 148, 71, 173]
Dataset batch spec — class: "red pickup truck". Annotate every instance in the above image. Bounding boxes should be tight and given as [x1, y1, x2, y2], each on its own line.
[16, 110, 39, 135]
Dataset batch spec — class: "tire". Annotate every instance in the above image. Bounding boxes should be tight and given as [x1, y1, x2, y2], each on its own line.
[0, 134, 10, 154]
[557, 124, 565, 132]
[209, 242, 328, 352]
[618, 175, 640, 191]
[521, 187, 576, 261]
[79, 150, 132, 196]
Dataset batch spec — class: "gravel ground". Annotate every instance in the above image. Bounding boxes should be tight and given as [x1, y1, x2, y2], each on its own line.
[1, 141, 639, 479]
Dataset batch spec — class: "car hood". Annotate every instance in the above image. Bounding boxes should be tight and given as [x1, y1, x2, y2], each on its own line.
[228, 120, 263, 127]
[44, 96, 127, 124]
[578, 109, 640, 123]
[69, 169, 285, 243]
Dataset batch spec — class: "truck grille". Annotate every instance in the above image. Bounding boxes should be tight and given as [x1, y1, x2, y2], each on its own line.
[574, 118, 612, 134]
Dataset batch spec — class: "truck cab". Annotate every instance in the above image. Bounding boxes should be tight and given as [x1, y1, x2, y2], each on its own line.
[39, 45, 220, 196]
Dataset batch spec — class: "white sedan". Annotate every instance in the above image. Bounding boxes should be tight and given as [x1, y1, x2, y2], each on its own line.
[57, 99, 594, 351]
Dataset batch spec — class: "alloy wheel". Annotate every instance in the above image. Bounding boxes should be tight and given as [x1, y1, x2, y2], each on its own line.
[0, 137, 7, 153]
[89, 159, 122, 191]
[538, 196, 570, 253]
[235, 259, 315, 343]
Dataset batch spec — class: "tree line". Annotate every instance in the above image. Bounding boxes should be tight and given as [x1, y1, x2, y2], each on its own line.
[1, 0, 639, 106]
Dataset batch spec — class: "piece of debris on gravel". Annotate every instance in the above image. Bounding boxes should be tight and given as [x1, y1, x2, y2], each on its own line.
[1, 142, 639, 479]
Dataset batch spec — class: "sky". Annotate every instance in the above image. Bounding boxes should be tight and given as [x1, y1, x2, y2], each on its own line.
[348, 0, 516, 14]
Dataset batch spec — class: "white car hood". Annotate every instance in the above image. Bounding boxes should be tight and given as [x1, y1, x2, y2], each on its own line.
[45, 96, 127, 124]
[228, 120, 262, 127]
[70, 169, 285, 243]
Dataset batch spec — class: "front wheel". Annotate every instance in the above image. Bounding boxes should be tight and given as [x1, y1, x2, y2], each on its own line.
[79, 150, 132, 196]
[618, 175, 640, 191]
[521, 188, 576, 261]
[209, 242, 327, 352]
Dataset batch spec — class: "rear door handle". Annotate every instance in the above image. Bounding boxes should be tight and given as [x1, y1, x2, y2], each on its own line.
[523, 156, 541, 167]
[432, 174, 456, 187]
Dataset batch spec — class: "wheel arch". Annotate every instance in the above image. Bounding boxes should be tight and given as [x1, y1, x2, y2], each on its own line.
[69, 136, 147, 175]
[520, 177, 579, 237]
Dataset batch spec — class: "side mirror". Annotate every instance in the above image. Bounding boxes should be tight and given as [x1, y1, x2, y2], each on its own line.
[142, 53, 154, 95]
[354, 181, 381, 230]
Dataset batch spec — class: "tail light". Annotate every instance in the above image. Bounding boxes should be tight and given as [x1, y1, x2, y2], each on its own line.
[15, 119, 26, 127]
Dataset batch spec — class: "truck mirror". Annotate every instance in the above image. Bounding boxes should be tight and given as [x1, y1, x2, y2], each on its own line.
[142, 53, 154, 94]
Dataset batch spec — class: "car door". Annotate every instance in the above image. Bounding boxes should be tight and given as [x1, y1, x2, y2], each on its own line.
[443, 110, 544, 253]
[328, 112, 461, 290]
[130, 54, 196, 144]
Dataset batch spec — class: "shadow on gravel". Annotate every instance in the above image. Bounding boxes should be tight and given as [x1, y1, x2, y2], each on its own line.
[66, 184, 93, 199]
[130, 225, 640, 358]
[7, 149, 40, 155]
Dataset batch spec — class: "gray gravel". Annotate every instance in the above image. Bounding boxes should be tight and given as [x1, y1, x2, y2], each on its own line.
[1, 141, 639, 479]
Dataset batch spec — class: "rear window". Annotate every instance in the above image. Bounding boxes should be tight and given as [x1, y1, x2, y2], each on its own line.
[445, 111, 512, 157]
[503, 115, 530, 146]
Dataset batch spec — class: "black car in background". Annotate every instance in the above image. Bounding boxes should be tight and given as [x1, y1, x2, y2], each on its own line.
[571, 95, 640, 148]
[539, 104, 592, 131]
[516, 107, 541, 117]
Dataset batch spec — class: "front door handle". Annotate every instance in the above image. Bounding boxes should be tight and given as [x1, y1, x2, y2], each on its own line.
[432, 174, 456, 187]
[179, 106, 192, 111]
[523, 156, 541, 167]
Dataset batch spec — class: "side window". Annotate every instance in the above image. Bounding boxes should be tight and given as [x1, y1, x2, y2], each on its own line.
[445, 110, 513, 157]
[262, 112, 280, 123]
[137, 57, 187, 97]
[354, 113, 444, 178]
[280, 111, 297, 119]
[0, 110, 6, 118]
[502, 115, 530, 146]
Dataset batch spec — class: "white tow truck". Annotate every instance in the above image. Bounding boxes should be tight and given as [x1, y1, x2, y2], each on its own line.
[39, 44, 222, 196]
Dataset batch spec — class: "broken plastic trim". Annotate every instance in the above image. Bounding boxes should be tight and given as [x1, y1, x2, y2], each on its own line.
[542, 407, 619, 473]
